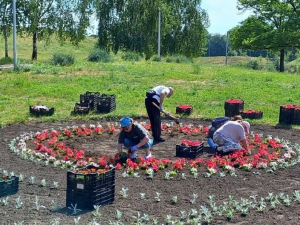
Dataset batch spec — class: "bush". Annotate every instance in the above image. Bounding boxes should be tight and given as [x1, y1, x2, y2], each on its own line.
[246, 60, 262, 70]
[52, 54, 74, 66]
[121, 52, 141, 61]
[87, 49, 111, 62]
[285, 64, 298, 74]
[165, 55, 191, 63]
[152, 55, 161, 62]
[0, 57, 13, 65]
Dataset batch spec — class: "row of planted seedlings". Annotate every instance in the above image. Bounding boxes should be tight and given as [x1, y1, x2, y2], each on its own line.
[3, 181, 300, 224]
[6, 122, 300, 223]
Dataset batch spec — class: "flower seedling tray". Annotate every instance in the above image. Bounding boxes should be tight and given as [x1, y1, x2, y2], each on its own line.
[279, 104, 300, 124]
[176, 105, 193, 115]
[176, 141, 204, 158]
[73, 103, 91, 114]
[29, 105, 54, 116]
[224, 99, 244, 117]
[0, 175, 19, 198]
[66, 166, 115, 210]
[241, 110, 263, 119]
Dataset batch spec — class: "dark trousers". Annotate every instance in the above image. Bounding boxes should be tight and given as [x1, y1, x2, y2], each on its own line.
[145, 97, 161, 140]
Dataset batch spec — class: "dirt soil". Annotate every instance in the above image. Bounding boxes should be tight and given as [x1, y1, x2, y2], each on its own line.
[1, 117, 300, 225]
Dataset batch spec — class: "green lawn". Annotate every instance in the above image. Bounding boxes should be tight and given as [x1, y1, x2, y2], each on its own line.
[0, 36, 299, 127]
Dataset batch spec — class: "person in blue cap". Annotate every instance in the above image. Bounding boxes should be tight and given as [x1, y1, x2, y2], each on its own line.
[118, 117, 153, 160]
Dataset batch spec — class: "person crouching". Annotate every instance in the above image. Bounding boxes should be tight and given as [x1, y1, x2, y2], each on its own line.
[213, 120, 251, 155]
[118, 117, 153, 160]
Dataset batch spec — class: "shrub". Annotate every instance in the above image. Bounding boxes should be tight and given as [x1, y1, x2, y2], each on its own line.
[246, 60, 262, 70]
[52, 54, 74, 66]
[0, 57, 13, 65]
[165, 55, 191, 63]
[87, 49, 111, 62]
[285, 64, 298, 74]
[121, 52, 141, 61]
[152, 55, 161, 62]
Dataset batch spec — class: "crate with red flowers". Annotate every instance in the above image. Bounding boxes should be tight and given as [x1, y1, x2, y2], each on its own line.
[241, 109, 263, 119]
[279, 104, 300, 124]
[0, 173, 19, 198]
[66, 165, 115, 210]
[96, 94, 116, 113]
[176, 140, 204, 158]
[29, 105, 54, 116]
[176, 105, 193, 115]
[224, 99, 244, 117]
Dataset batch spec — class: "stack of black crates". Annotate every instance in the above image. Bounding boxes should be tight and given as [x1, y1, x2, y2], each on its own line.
[66, 166, 115, 210]
[224, 99, 244, 117]
[74, 91, 116, 114]
[279, 104, 300, 125]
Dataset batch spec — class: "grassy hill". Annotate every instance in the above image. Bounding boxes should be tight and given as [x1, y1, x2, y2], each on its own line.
[0, 35, 300, 128]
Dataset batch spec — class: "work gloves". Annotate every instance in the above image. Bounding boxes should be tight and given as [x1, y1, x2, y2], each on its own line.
[131, 145, 139, 152]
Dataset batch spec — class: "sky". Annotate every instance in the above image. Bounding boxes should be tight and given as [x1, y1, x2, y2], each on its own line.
[201, 0, 252, 35]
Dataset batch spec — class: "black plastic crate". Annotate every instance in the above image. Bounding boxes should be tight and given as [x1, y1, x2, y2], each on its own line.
[66, 167, 115, 209]
[29, 105, 54, 116]
[279, 105, 295, 124]
[96, 94, 116, 113]
[0, 176, 19, 198]
[74, 103, 91, 114]
[224, 99, 244, 117]
[97, 103, 116, 113]
[95, 94, 116, 105]
[293, 108, 300, 125]
[176, 105, 193, 115]
[176, 142, 204, 158]
[80, 91, 101, 109]
[241, 110, 263, 119]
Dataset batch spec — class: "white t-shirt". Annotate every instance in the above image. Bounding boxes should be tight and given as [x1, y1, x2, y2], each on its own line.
[151, 86, 170, 103]
[215, 121, 246, 143]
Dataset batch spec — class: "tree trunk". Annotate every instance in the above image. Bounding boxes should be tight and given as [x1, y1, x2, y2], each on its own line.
[32, 32, 38, 60]
[279, 48, 284, 72]
[4, 29, 8, 58]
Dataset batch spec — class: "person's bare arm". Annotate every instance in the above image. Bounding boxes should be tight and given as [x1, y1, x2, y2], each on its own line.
[118, 143, 123, 153]
[241, 139, 250, 154]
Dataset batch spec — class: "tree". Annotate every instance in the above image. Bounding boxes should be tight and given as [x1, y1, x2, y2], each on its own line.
[94, 0, 209, 59]
[20, 0, 93, 60]
[0, 0, 14, 58]
[229, 0, 300, 72]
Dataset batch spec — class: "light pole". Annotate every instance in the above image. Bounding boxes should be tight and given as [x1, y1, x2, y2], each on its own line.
[158, 7, 161, 59]
[13, 0, 17, 69]
[225, 31, 229, 65]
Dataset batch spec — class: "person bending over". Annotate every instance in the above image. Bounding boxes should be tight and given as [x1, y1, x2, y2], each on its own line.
[118, 117, 153, 160]
[145, 85, 174, 142]
[212, 120, 250, 155]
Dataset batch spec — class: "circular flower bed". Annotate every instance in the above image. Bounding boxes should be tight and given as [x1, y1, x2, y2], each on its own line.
[9, 122, 300, 178]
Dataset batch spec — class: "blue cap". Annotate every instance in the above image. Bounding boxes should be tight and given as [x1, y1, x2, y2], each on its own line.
[120, 117, 131, 127]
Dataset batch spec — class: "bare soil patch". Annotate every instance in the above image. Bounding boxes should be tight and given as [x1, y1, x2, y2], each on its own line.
[0, 118, 300, 224]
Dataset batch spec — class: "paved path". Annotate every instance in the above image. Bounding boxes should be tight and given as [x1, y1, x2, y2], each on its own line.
[0, 64, 14, 70]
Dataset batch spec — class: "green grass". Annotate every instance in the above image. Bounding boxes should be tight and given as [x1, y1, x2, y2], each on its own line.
[1, 35, 300, 127]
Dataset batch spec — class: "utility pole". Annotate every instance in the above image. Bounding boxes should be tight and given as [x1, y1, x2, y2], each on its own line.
[13, 0, 17, 70]
[158, 7, 161, 59]
[225, 31, 229, 65]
